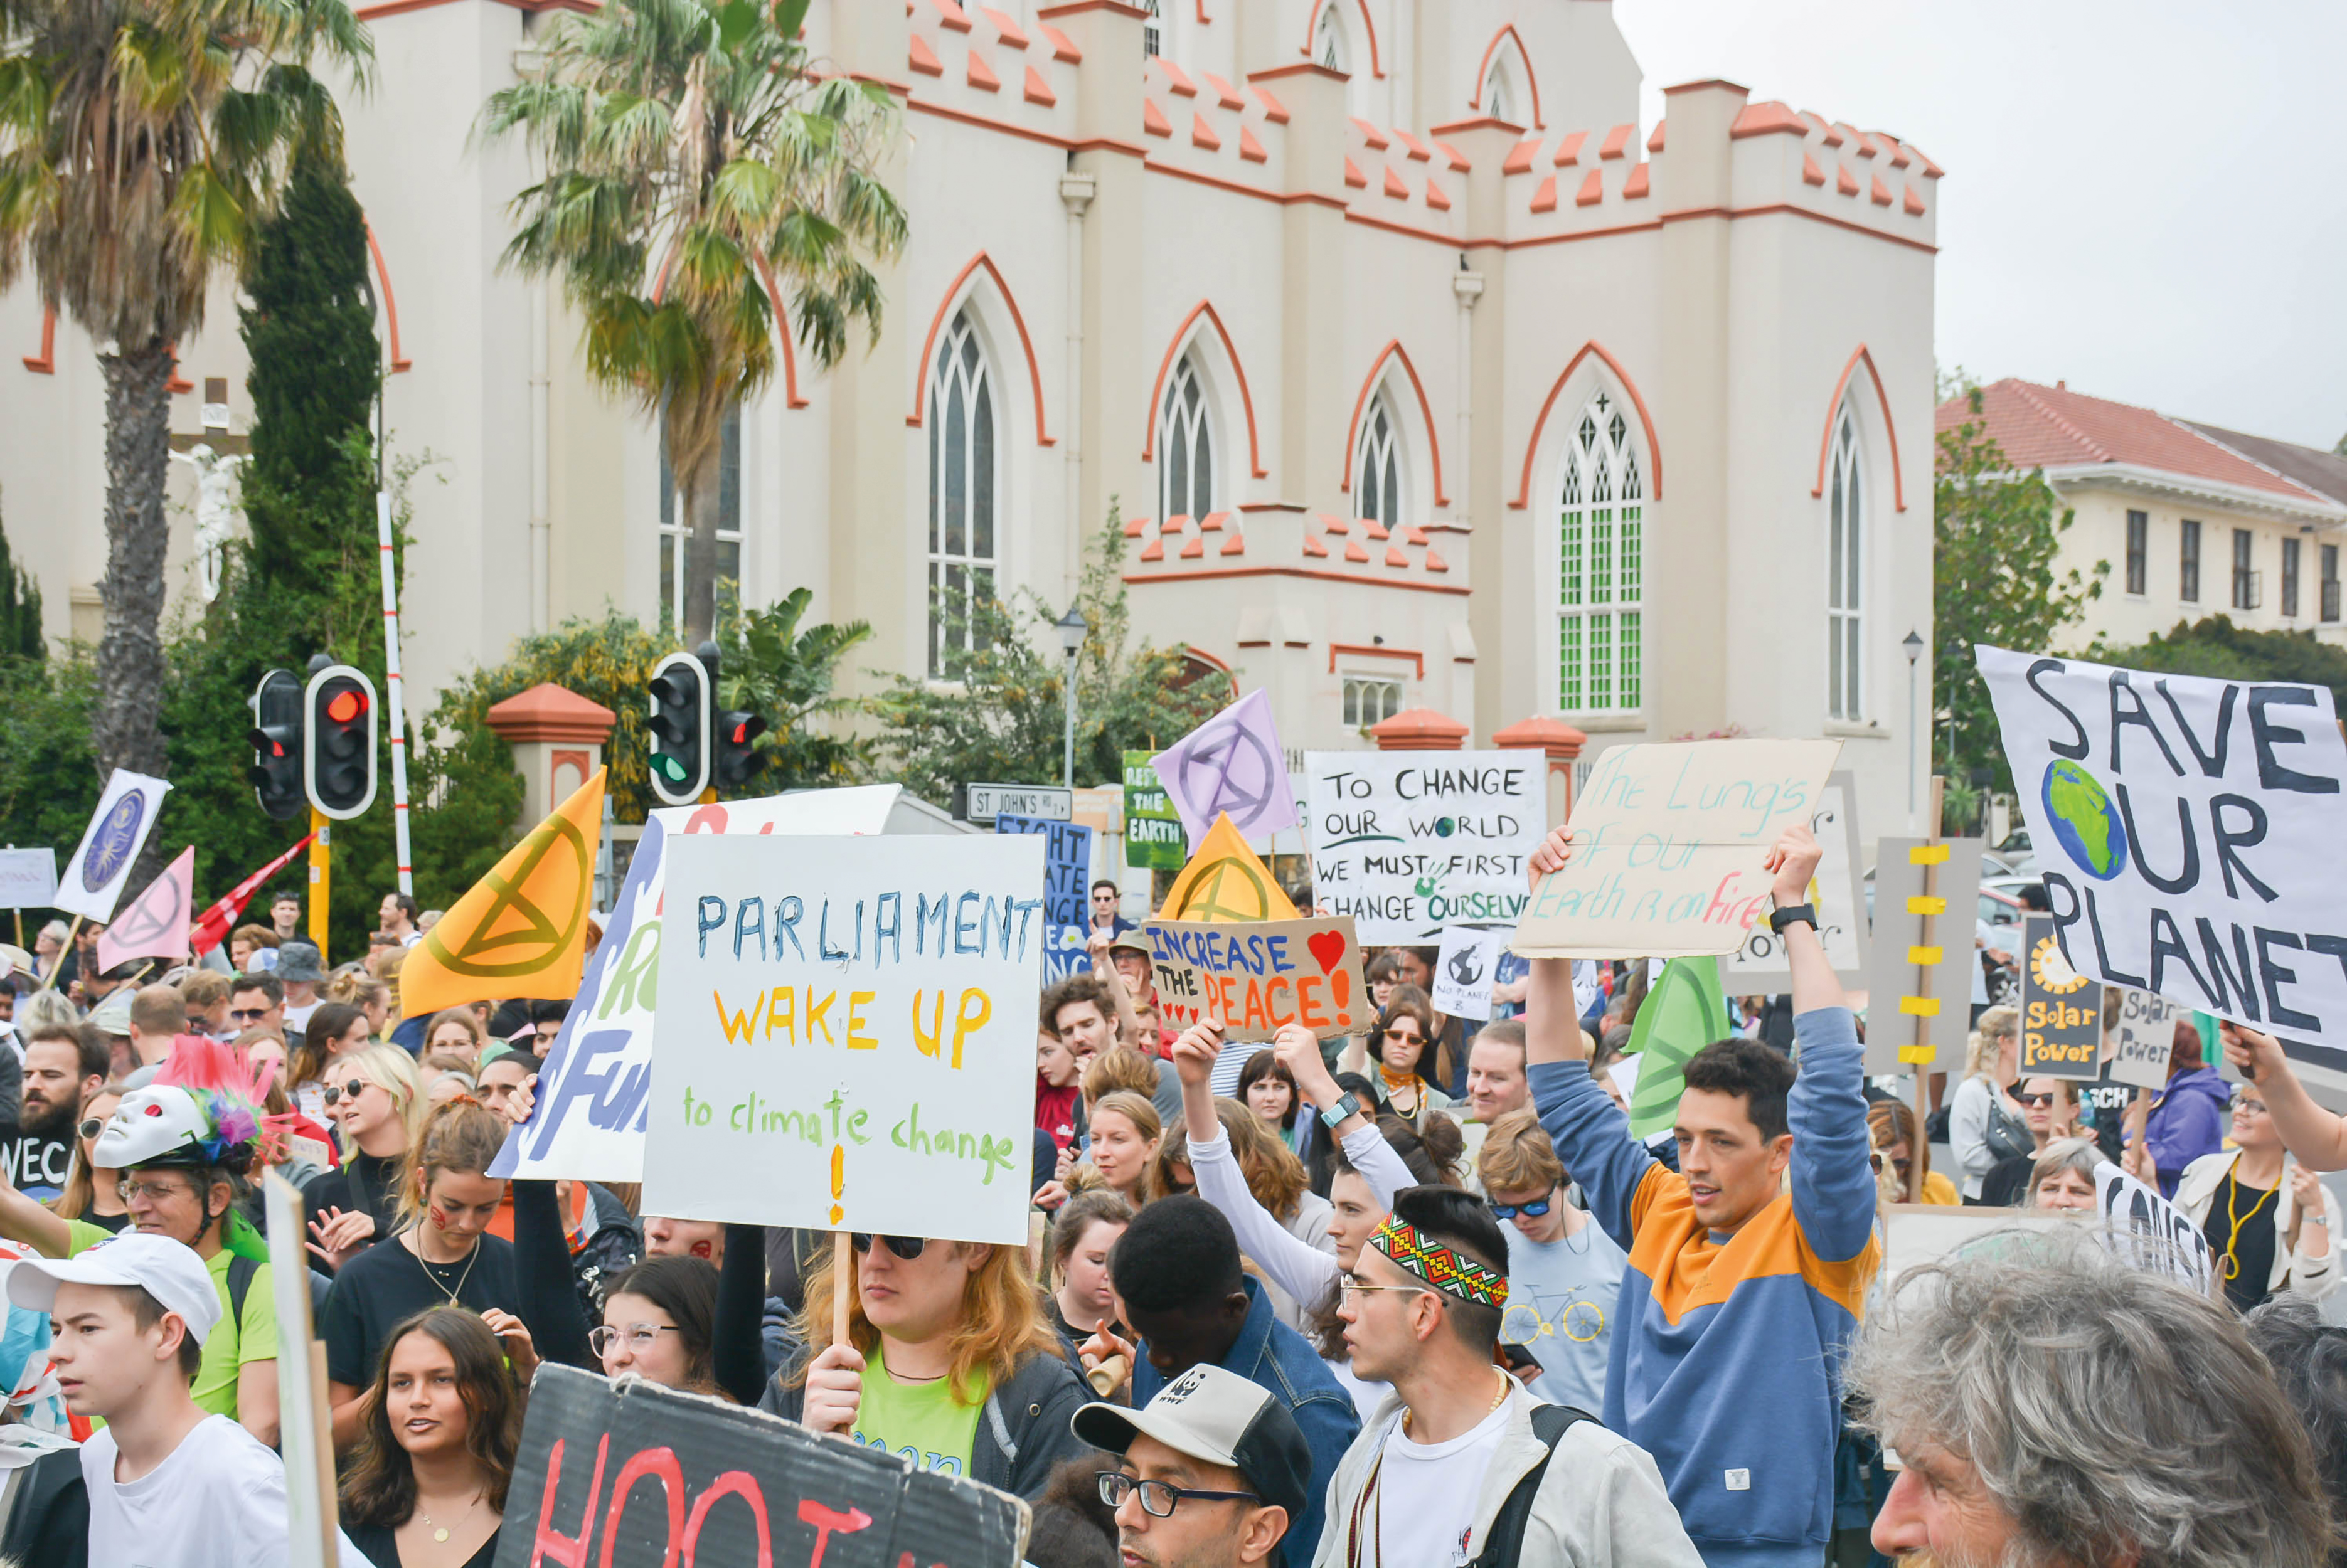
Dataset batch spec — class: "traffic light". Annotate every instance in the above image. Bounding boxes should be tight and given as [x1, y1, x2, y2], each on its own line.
[647, 649, 711, 806]
[304, 660, 379, 820]
[713, 705, 768, 792]
[247, 669, 306, 820]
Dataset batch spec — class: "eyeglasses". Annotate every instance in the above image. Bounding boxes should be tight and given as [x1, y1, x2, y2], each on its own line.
[1095, 1472, 1260, 1518]
[118, 1177, 195, 1204]
[1488, 1195, 1554, 1221]
[851, 1234, 927, 1260]
[590, 1322, 681, 1358]
[228, 1007, 272, 1025]
[322, 1078, 370, 1106]
[1337, 1273, 1432, 1301]
[2232, 1097, 2270, 1115]
[2016, 1093, 2057, 1108]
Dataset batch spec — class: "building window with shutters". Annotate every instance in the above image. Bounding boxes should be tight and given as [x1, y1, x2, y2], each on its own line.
[927, 310, 998, 677]
[657, 402, 742, 630]
[2232, 528, 2259, 611]
[1826, 410, 1865, 721]
[1355, 398, 1402, 534]
[2283, 536, 2301, 618]
[1553, 391, 1644, 713]
[2180, 519, 2201, 603]
[2126, 510, 2147, 596]
[1158, 356, 1214, 524]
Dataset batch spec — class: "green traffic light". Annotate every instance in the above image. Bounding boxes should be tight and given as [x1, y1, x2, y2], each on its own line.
[652, 754, 689, 784]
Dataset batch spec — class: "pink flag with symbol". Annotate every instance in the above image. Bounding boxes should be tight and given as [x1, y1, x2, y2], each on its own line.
[1149, 687, 1299, 847]
[97, 845, 194, 972]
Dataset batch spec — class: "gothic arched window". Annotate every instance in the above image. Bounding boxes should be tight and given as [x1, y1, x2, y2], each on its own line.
[1554, 391, 1644, 712]
[1158, 356, 1214, 523]
[1828, 409, 1865, 720]
[1355, 398, 1402, 534]
[928, 310, 997, 677]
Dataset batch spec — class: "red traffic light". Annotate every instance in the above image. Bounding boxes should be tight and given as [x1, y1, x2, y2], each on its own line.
[326, 689, 366, 724]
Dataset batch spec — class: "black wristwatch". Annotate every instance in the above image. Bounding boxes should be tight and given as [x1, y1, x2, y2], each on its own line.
[1768, 903, 1819, 935]
[1317, 1091, 1363, 1131]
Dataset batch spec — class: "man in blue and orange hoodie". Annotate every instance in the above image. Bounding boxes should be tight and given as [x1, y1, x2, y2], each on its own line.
[1523, 822, 1879, 1568]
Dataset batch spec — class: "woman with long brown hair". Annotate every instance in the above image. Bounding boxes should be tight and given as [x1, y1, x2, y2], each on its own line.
[287, 1000, 373, 1121]
[51, 1080, 127, 1230]
[340, 1306, 522, 1568]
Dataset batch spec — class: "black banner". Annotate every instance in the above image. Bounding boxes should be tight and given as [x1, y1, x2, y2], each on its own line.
[494, 1365, 1031, 1568]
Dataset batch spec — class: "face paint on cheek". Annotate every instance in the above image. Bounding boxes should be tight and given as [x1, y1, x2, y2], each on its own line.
[689, 1241, 711, 1259]
[430, 1206, 448, 1230]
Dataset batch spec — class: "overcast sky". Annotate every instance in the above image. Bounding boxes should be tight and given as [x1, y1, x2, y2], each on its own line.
[1612, 0, 2347, 452]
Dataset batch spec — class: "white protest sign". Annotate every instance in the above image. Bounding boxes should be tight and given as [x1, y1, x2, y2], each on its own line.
[494, 785, 926, 1184]
[1723, 771, 1867, 987]
[1979, 647, 2347, 1100]
[2094, 1157, 2215, 1295]
[640, 832, 1044, 1244]
[0, 849, 54, 910]
[264, 1172, 341, 1567]
[1432, 925, 1509, 1021]
[1512, 739, 1842, 958]
[54, 769, 171, 922]
[1573, 960, 1602, 1020]
[1305, 751, 1545, 943]
[2109, 987, 2189, 1090]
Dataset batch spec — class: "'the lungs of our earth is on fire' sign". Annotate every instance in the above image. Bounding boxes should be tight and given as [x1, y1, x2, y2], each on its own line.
[1979, 647, 2347, 1061]
[1144, 915, 1370, 1041]
[1305, 752, 1545, 944]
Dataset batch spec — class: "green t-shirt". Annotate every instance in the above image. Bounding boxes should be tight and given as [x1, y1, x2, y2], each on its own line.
[851, 1343, 988, 1478]
[67, 1220, 277, 1420]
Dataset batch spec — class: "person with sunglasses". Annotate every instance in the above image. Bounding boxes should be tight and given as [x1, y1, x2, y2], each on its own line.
[1973, 1078, 2074, 1209]
[305, 1046, 428, 1274]
[1343, 990, 1453, 1131]
[53, 1081, 130, 1233]
[1475, 1110, 1624, 1420]
[1070, 1362, 1314, 1568]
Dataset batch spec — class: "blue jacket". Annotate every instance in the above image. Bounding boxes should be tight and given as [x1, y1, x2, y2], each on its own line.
[2147, 1066, 2228, 1199]
[1531, 1007, 1880, 1562]
[1135, 1278, 1360, 1566]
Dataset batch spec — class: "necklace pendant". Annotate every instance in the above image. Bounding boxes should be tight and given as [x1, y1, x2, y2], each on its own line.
[434, 1527, 450, 1543]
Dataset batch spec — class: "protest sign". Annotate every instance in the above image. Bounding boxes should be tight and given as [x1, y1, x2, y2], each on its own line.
[1862, 838, 1986, 1076]
[1159, 813, 1299, 923]
[0, 848, 54, 910]
[640, 832, 1042, 1244]
[2019, 914, 2104, 1079]
[1722, 771, 1867, 987]
[1144, 914, 1368, 1040]
[264, 1172, 340, 1568]
[1152, 688, 1299, 846]
[2109, 987, 2190, 1090]
[1977, 647, 2347, 1079]
[1306, 751, 1545, 944]
[1511, 739, 1840, 958]
[495, 1365, 1031, 1568]
[1432, 924, 1510, 1022]
[2095, 1157, 2216, 1295]
[496, 786, 950, 1185]
[996, 813, 1095, 981]
[97, 845, 194, 972]
[1124, 751, 1185, 871]
[54, 768, 171, 922]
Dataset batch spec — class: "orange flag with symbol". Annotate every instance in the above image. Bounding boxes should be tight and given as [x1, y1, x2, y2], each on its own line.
[1157, 812, 1299, 923]
[400, 768, 607, 1019]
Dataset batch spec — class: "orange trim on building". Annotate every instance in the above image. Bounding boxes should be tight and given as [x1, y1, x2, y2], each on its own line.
[364, 220, 414, 373]
[1299, 0, 1383, 77]
[21, 305, 54, 374]
[1140, 300, 1269, 478]
[1469, 24, 1542, 127]
[1511, 341, 1664, 508]
[1812, 344, 1905, 512]
[1129, 565, 1470, 597]
[1340, 340, 1448, 507]
[750, 257, 811, 408]
[1329, 642, 1423, 677]
[906, 252, 1053, 445]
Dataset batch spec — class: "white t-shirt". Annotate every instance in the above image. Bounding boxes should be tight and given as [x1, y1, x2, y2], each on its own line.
[82, 1414, 371, 1568]
[1363, 1398, 1511, 1567]
[284, 999, 320, 1032]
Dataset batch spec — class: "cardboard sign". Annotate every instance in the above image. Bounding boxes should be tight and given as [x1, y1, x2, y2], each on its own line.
[1306, 751, 1545, 944]
[1432, 924, 1510, 1022]
[264, 1172, 341, 1568]
[54, 768, 171, 921]
[1722, 771, 1868, 987]
[494, 1365, 1030, 1568]
[1143, 915, 1368, 1041]
[2110, 987, 2190, 1090]
[2095, 1158, 2215, 1295]
[1124, 751, 1184, 870]
[0, 849, 55, 911]
[641, 832, 1043, 1244]
[2019, 914, 2104, 1079]
[1979, 648, 2347, 1084]
[498, 788, 955, 1184]
[1862, 838, 1986, 1076]
[1512, 739, 1841, 958]
[995, 813, 1095, 982]
[1152, 688, 1299, 846]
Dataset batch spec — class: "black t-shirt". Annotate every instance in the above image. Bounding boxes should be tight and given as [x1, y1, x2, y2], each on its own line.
[2203, 1167, 2282, 1313]
[346, 1521, 499, 1568]
[1979, 1150, 2037, 1210]
[303, 1150, 404, 1254]
[0, 1128, 75, 1201]
[322, 1232, 520, 1388]
[2077, 1067, 2134, 1165]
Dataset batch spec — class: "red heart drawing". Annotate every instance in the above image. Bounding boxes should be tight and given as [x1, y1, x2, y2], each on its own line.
[1307, 930, 1346, 974]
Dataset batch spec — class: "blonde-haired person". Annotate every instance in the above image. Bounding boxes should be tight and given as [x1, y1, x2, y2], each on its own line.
[306, 1045, 427, 1273]
[1477, 1108, 1626, 1417]
[422, 1005, 486, 1065]
[327, 970, 391, 1041]
[1948, 1005, 2031, 1202]
[1078, 1089, 1161, 1209]
[776, 1230, 1093, 1500]
[322, 1098, 538, 1454]
[2172, 1077, 2341, 1313]
[1867, 1099, 1959, 1205]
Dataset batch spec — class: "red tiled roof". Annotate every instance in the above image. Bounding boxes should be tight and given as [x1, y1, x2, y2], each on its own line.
[1934, 379, 2333, 506]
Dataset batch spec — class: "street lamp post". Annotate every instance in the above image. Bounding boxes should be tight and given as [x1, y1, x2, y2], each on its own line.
[1903, 630, 1925, 830]
[1056, 606, 1089, 788]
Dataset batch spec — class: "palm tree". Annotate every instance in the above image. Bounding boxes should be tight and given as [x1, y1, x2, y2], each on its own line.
[0, 0, 371, 786]
[481, 0, 907, 645]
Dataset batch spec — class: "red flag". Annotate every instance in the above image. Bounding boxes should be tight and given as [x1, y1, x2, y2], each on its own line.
[190, 832, 316, 957]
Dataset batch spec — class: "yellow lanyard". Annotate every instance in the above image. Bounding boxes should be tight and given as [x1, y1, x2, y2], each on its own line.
[2220, 1169, 2277, 1283]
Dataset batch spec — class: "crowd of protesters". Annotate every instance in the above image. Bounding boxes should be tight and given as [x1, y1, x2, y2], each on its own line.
[3, 825, 2347, 1568]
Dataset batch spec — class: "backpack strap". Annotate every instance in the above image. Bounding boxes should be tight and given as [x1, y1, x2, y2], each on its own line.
[1468, 1403, 1595, 1568]
[223, 1254, 259, 1341]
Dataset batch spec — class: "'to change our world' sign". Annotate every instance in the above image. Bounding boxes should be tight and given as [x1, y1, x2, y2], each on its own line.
[641, 832, 1045, 1246]
[1305, 752, 1545, 944]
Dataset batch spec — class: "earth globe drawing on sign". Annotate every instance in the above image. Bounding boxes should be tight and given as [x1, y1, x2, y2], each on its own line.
[2040, 758, 2128, 880]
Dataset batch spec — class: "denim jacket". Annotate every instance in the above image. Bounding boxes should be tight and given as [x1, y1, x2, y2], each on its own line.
[1134, 1278, 1361, 1565]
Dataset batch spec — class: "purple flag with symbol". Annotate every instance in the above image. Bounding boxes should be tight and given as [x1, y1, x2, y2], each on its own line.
[1150, 688, 1299, 847]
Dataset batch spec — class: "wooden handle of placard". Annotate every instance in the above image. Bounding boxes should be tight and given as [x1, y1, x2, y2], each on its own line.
[832, 1230, 852, 1350]
[1087, 1355, 1129, 1397]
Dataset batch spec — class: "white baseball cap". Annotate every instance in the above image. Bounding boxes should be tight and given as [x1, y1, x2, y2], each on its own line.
[1, 1232, 221, 1345]
[1072, 1363, 1312, 1525]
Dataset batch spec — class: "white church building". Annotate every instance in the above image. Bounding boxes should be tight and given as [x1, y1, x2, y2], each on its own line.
[0, 0, 1942, 837]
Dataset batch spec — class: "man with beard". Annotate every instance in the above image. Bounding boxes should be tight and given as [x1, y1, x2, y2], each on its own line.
[9, 1023, 100, 1200]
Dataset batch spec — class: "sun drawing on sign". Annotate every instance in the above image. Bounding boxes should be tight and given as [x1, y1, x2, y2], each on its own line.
[2029, 933, 2089, 995]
